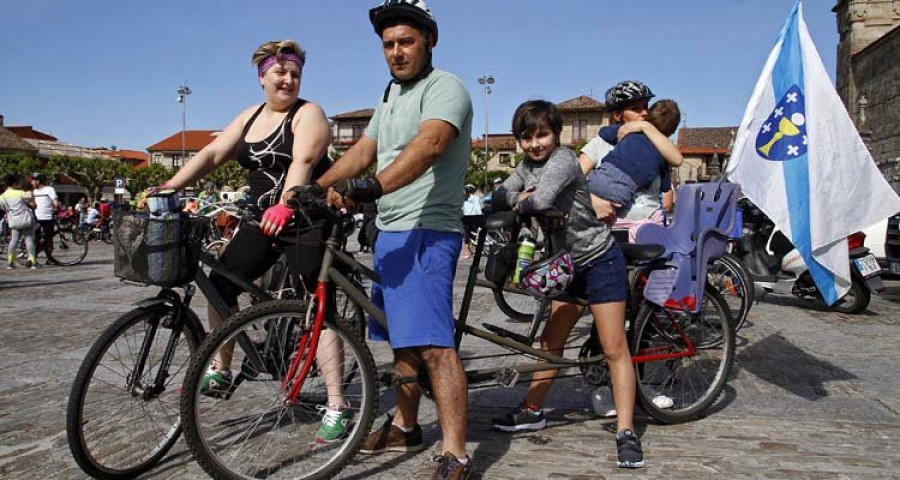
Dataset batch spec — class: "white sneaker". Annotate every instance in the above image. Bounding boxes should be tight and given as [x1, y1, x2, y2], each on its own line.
[592, 385, 674, 418]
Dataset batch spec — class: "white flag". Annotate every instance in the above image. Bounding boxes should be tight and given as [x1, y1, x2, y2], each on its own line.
[727, 1, 900, 304]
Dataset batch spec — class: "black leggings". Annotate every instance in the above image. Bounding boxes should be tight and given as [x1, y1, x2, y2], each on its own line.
[209, 222, 331, 308]
[37, 220, 54, 251]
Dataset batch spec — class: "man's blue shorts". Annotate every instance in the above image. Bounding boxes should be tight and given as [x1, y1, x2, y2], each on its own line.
[566, 245, 627, 304]
[368, 229, 462, 349]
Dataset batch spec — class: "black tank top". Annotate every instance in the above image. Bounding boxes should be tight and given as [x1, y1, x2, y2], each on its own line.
[234, 99, 331, 217]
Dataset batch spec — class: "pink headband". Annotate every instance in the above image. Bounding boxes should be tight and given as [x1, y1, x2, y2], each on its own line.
[257, 53, 304, 76]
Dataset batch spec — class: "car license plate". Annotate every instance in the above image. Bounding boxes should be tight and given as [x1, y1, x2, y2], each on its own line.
[891, 262, 900, 276]
[854, 254, 881, 278]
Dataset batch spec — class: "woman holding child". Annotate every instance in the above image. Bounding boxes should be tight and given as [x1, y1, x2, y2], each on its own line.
[579, 80, 683, 240]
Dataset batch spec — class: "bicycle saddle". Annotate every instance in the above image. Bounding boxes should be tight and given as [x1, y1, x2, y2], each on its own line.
[485, 211, 518, 229]
[619, 243, 666, 262]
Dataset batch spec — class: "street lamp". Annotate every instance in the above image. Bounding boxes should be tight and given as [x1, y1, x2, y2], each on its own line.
[176, 82, 192, 168]
[477, 75, 495, 193]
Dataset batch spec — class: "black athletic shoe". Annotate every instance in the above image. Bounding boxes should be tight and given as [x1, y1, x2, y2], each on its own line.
[616, 429, 645, 468]
[491, 403, 547, 432]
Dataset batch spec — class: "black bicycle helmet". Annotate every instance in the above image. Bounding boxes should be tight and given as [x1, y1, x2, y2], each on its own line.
[369, 0, 438, 46]
[604, 80, 655, 110]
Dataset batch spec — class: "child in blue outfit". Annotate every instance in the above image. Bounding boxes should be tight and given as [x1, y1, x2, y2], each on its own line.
[586, 99, 681, 217]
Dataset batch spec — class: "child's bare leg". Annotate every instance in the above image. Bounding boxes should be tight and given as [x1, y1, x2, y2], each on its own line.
[590, 301, 634, 432]
[523, 301, 583, 408]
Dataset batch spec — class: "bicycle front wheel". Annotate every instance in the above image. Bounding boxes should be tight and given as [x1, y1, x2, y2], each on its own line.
[47, 229, 88, 265]
[493, 286, 539, 322]
[66, 306, 202, 479]
[707, 253, 753, 331]
[181, 300, 377, 480]
[631, 288, 735, 424]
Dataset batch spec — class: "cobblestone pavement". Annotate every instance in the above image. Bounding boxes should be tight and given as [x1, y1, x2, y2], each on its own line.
[1, 241, 899, 479]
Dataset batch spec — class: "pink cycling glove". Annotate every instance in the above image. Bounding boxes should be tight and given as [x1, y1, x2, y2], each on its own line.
[261, 203, 294, 236]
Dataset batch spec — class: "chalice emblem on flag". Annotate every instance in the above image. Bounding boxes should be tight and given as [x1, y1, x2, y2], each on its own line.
[755, 84, 807, 161]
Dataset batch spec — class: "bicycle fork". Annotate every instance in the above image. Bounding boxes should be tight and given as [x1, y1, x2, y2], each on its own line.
[280, 281, 329, 404]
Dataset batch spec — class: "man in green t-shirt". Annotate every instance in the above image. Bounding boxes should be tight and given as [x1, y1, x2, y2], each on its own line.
[309, 1, 474, 477]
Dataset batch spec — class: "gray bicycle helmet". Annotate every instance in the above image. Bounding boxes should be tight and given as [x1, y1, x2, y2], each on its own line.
[369, 0, 438, 45]
[604, 80, 655, 110]
[464, 184, 476, 194]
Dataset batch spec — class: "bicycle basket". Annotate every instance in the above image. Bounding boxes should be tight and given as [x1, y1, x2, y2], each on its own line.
[484, 240, 517, 284]
[113, 212, 208, 287]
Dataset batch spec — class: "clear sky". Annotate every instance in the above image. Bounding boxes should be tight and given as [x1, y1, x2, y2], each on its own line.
[0, 0, 840, 152]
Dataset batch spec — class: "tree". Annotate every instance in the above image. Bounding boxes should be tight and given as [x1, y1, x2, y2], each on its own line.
[129, 163, 170, 194]
[47, 156, 128, 201]
[203, 159, 247, 191]
[0, 154, 42, 181]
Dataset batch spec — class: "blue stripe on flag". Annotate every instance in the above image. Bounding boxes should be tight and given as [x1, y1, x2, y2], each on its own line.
[773, 1, 838, 303]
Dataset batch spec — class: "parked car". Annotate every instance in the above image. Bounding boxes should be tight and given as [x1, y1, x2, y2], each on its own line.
[861, 212, 900, 278]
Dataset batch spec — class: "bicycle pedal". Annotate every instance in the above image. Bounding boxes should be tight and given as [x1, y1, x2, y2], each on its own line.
[482, 323, 531, 345]
[496, 368, 520, 389]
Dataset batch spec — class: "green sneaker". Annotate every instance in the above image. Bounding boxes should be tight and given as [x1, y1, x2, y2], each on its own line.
[316, 403, 353, 443]
[199, 368, 233, 397]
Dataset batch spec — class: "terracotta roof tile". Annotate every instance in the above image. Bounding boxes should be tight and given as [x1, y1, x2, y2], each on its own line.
[472, 134, 517, 150]
[330, 108, 375, 120]
[558, 95, 606, 111]
[677, 127, 737, 154]
[0, 126, 38, 153]
[99, 149, 149, 169]
[147, 130, 219, 152]
[5, 126, 57, 141]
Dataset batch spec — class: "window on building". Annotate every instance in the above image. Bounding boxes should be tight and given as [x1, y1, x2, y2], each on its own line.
[499, 153, 511, 165]
[573, 119, 588, 142]
[152, 154, 163, 164]
[172, 155, 182, 168]
[352, 124, 366, 140]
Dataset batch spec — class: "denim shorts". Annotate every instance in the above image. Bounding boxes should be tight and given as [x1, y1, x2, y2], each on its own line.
[566, 245, 627, 304]
[368, 229, 462, 349]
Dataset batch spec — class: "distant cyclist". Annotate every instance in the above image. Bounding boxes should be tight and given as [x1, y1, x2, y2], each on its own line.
[461, 184, 481, 259]
[30, 173, 58, 261]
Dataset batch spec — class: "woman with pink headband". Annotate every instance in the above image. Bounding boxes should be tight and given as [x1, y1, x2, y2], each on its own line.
[155, 40, 349, 442]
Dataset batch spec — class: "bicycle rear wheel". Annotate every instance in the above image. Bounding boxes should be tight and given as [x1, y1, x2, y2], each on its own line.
[707, 253, 753, 331]
[47, 229, 88, 265]
[66, 306, 202, 479]
[181, 300, 377, 480]
[631, 288, 734, 424]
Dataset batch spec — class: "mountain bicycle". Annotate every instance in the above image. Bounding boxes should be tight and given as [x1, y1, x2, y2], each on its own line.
[178, 182, 736, 480]
[65, 209, 365, 480]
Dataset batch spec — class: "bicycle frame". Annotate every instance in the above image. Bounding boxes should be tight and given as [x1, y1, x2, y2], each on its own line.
[261, 205, 708, 402]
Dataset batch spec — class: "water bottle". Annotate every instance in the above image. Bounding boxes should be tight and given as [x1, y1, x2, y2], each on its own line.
[512, 234, 536, 284]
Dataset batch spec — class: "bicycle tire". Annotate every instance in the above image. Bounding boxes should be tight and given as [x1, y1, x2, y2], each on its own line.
[707, 253, 753, 331]
[66, 306, 202, 479]
[492, 286, 539, 322]
[181, 300, 377, 480]
[631, 287, 734, 424]
[47, 229, 88, 266]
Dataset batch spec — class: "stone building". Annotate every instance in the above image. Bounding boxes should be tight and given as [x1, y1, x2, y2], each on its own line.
[329, 108, 374, 157]
[676, 127, 737, 185]
[146, 130, 219, 169]
[833, 0, 900, 191]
